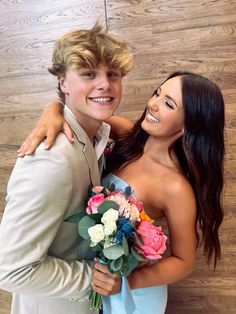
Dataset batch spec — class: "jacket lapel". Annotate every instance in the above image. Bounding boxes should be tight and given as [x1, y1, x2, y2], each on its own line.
[98, 154, 105, 177]
[63, 109, 101, 187]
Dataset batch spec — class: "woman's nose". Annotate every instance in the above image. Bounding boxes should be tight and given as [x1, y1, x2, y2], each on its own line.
[149, 98, 160, 111]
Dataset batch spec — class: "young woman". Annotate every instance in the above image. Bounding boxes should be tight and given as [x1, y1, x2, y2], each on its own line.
[18, 71, 225, 314]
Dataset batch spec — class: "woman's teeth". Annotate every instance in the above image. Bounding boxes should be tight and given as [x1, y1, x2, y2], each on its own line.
[147, 113, 159, 123]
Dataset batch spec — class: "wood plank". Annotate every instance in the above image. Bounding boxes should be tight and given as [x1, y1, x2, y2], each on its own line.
[107, 1, 236, 314]
[0, 1, 106, 313]
[0, 0, 235, 313]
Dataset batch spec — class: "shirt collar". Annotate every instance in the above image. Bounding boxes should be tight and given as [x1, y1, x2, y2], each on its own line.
[64, 105, 111, 160]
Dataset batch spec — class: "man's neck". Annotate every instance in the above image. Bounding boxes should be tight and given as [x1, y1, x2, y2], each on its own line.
[65, 105, 102, 142]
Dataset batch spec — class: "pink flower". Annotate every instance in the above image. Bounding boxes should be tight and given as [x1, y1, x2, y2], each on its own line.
[92, 186, 110, 195]
[104, 147, 112, 156]
[108, 192, 129, 213]
[86, 194, 105, 214]
[127, 196, 143, 212]
[135, 221, 167, 260]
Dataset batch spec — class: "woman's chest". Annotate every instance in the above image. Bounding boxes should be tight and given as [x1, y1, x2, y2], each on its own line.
[116, 164, 166, 220]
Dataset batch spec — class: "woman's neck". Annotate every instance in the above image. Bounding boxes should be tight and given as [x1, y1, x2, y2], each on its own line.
[143, 136, 180, 171]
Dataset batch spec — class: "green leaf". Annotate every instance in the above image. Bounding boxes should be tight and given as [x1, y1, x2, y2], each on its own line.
[78, 216, 96, 239]
[88, 213, 102, 222]
[98, 200, 119, 214]
[109, 257, 124, 273]
[128, 253, 140, 269]
[134, 233, 144, 246]
[123, 237, 129, 256]
[91, 243, 103, 252]
[64, 212, 86, 223]
[103, 244, 124, 260]
[101, 186, 108, 197]
[123, 253, 140, 276]
[130, 246, 146, 261]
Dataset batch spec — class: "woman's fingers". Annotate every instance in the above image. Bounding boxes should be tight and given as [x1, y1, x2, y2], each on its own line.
[17, 102, 73, 157]
[62, 122, 75, 143]
[17, 127, 46, 157]
[17, 118, 74, 157]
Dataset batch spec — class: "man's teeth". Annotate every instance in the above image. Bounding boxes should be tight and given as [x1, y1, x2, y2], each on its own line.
[92, 97, 112, 102]
[147, 113, 159, 123]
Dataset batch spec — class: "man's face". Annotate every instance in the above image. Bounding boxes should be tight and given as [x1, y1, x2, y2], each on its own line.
[60, 64, 122, 131]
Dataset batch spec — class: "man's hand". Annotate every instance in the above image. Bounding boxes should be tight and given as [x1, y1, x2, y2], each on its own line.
[92, 262, 122, 296]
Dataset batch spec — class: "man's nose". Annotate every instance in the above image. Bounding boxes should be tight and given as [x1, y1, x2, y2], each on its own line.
[96, 76, 110, 90]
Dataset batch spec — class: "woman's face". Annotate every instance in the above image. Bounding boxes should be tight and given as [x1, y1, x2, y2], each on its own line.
[141, 76, 184, 140]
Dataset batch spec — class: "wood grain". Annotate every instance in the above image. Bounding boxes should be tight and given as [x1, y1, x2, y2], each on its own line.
[107, 1, 236, 313]
[0, 0, 235, 313]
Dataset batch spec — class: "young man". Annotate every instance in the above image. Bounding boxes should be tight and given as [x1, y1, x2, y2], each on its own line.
[0, 23, 132, 314]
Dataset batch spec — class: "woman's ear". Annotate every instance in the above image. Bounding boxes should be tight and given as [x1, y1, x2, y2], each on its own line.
[59, 77, 69, 95]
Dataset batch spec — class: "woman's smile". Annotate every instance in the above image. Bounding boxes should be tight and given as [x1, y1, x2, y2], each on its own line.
[146, 112, 160, 124]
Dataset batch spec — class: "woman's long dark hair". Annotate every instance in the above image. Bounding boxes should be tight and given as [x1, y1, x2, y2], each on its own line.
[105, 71, 225, 267]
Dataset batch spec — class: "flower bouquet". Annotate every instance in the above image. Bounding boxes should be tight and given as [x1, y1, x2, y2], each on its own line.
[65, 185, 167, 310]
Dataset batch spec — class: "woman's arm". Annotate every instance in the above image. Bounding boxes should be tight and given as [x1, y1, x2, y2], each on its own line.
[18, 102, 74, 157]
[127, 178, 197, 289]
[91, 177, 196, 294]
[18, 104, 134, 157]
[105, 115, 134, 141]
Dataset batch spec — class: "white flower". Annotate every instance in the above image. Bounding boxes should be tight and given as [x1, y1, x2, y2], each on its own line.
[104, 221, 117, 236]
[101, 208, 119, 224]
[88, 224, 105, 244]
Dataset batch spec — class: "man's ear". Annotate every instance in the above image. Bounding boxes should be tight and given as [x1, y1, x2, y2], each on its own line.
[59, 77, 69, 94]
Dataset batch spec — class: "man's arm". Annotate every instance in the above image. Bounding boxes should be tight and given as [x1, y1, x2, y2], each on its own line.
[0, 144, 93, 299]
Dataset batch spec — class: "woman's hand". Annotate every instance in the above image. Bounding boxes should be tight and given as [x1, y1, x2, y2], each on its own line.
[92, 262, 121, 296]
[18, 102, 74, 157]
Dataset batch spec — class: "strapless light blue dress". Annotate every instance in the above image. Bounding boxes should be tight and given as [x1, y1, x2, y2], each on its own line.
[101, 174, 168, 314]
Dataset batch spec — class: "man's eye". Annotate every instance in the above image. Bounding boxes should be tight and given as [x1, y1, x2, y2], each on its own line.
[108, 72, 120, 78]
[83, 72, 96, 78]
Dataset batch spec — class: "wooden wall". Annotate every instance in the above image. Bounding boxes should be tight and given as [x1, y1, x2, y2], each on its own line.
[0, 0, 235, 313]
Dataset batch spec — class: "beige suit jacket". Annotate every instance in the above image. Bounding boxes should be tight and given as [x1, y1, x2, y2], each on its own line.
[0, 109, 103, 313]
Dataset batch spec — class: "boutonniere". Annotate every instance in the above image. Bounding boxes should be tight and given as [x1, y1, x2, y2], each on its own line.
[104, 139, 115, 157]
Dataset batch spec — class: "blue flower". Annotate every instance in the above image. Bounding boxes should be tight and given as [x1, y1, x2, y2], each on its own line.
[114, 230, 124, 243]
[114, 217, 135, 243]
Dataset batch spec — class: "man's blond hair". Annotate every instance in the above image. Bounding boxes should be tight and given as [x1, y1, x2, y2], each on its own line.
[48, 23, 133, 101]
[49, 22, 133, 78]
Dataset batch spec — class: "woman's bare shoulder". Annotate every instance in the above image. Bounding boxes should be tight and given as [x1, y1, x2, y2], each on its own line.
[149, 171, 195, 210]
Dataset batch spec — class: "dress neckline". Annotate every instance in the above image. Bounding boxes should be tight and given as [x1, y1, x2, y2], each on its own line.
[106, 173, 136, 197]
[105, 173, 157, 222]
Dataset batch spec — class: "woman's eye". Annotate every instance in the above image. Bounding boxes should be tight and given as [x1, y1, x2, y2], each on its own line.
[154, 89, 161, 97]
[165, 102, 174, 109]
